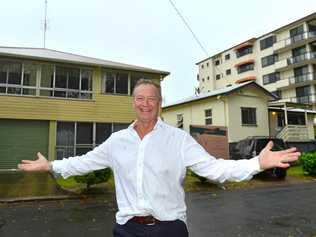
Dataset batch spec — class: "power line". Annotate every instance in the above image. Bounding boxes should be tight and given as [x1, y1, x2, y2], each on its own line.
[168, 0, 209, 57]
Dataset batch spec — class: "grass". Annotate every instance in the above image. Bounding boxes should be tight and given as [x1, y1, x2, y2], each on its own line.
[287, 165, 305, 178]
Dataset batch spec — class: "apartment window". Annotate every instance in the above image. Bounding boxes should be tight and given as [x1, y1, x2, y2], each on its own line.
[205, 109, 212, 125]
[241, 107, 257, 126]
[261, 54, 278, 67]
[263, 72, 280, 85]
[202, 78, 205, 82]
[225, 54, 230, 60]
[271, 90, 282, 99]
[260, 35, 276, 50]
[215, 60, 220, 66]
[226, 69, 231, 75]
[176, 114, 183, 129]
[290, 25, 305, 43]
[293, 65, 309, 83]
[201, 64, 204, 69]
[236, 46, 253, 58]
[207, 76, 210, 80]
[292, 46, 306, 57]
[215, 74, 221, 80]
[56, 121, 129, 159]
[197, 74, 200, 81]
[206, 62, 209, 67]
[237, 62, 254, 74]
[296, 85, 310, 103]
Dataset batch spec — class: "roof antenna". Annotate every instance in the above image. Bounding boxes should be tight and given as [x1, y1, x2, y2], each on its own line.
[43, 0, 48, 48]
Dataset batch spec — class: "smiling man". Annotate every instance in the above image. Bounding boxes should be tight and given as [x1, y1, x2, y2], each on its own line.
[18, 79, 300, 237]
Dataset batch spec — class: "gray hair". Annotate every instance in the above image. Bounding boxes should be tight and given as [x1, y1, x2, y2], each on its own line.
[132, 79, 162, 101]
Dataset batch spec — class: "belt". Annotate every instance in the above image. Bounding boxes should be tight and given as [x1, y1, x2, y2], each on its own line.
[130, 215, 161, 225]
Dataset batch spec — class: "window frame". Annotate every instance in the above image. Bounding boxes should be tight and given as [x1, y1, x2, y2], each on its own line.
[241, 107, 257, 126]
[205, 109, 212, 125]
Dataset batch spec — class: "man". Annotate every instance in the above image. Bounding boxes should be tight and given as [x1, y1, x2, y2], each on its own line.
[18, 79, 300, 237]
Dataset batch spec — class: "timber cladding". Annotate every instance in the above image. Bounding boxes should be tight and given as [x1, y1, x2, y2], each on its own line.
[190, 125, 229, 160]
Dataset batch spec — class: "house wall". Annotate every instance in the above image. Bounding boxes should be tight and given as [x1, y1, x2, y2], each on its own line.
[162, 85, 271, 143]
[226, 86, 270, 142]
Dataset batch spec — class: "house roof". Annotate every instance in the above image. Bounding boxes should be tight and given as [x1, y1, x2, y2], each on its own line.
[0, 46, 170, 76]
[163, 81, 277, 109]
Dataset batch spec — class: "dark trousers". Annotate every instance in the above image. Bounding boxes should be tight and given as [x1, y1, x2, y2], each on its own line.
[113, 219, 189, 237]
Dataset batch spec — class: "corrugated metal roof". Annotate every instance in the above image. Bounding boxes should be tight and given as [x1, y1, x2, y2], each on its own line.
[0, 46, 169, 76]
[163, 81, 276, 108]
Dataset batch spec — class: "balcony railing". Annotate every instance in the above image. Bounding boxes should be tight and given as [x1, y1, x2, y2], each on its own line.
[289, 93, 316, 104]
[288, 72, 316, 85]
[284, 31, 316, 46]
[287, 51, 316, 65]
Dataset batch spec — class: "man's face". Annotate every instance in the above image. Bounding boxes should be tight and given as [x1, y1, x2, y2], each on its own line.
[133, 84, 161, 123]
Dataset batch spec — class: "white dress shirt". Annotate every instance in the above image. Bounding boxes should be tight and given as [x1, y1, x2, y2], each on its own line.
[52, 118, 261, 224]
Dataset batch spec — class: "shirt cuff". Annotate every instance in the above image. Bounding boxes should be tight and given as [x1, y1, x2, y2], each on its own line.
[250, 156, 263, 173]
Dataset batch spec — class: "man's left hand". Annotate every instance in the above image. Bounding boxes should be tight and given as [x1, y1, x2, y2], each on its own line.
[258, 141, 301, 170]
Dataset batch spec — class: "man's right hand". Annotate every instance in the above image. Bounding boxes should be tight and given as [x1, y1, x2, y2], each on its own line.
[17, 152, 51, 172]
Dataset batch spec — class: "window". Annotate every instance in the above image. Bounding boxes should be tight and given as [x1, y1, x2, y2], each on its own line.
[261, 54, 278, 67]
[225, 54, 230, 60]
[197, 74, 199, 81]
[237, 63, 254, 74]
[176, 114, 183, 129]
[271, 90, 282, 99]
[241, 107, 257, 125]
[96, 123, 112, 145]
[290, 25, 304, 43]
[215, 74, 221, 80]
[207, 76, 210, 80]
[236, 46, 253, 58]
[293, 65, 309, 83]
[296, 85, 310, 103]
[0, 60, 84, 98]
[226, 69, 231, 75]
[201, 64, 204, 69]
[56, 121, 130, 159]
[262, 72, 280, 85]
[260, 35, 276, 50]
[205, 109, 212, 125]
[206, 62, 209, 67]
[104, 71, 129, 95]
[215, 60, 220, 66]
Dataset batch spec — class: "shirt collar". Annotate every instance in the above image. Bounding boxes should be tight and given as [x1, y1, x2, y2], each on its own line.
[128, 117, 164, 131]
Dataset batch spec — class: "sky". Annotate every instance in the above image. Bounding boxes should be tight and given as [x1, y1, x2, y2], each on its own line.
[1, 0, 316, 105]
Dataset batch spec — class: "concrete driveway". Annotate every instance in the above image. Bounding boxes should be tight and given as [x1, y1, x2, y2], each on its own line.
[0, 182, 315, 237]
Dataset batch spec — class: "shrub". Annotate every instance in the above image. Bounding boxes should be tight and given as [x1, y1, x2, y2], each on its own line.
[300, 152, 316, 176]
[74, 168, 112, 189]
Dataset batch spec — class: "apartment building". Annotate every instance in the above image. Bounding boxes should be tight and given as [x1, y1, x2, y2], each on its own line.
[0, 46, 169, 170]
[197, 12, 316, 109]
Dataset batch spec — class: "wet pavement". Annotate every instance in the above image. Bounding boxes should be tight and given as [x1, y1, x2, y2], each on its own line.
[0, 182, 315, 237]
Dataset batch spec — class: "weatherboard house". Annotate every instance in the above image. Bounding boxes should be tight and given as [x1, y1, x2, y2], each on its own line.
[0, 46, 169, 170]
[162, 81, 316, 158]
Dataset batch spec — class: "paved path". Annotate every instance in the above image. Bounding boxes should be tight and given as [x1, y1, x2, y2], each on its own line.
[0, 182, 315, 237]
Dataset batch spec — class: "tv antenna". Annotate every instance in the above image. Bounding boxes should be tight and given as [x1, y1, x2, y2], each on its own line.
[43, 0, 48, 48]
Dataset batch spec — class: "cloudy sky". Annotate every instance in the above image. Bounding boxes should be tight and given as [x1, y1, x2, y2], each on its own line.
[1, 0, 316, 104]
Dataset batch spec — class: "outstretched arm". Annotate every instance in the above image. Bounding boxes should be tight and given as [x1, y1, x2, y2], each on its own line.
[18, 152, 51, 172]
[258, 141, 300, 170]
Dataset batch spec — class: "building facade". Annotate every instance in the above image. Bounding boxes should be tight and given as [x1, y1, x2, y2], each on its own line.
[196, 12, 316, 110]
[0, 47, 169, 170]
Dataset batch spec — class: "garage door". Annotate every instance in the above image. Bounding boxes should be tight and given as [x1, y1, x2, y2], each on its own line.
[0, 119, 49, 170]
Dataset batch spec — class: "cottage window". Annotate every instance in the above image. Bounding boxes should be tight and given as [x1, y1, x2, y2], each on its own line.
[205, 109, 212, 125]
[241, 107, 257, 126]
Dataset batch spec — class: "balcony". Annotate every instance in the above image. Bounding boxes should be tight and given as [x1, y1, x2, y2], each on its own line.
[287, 51, 316, 65]
[289, 72, 316, 85]
[273, 31, 316, 53]
[276, 52, 316, 72]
